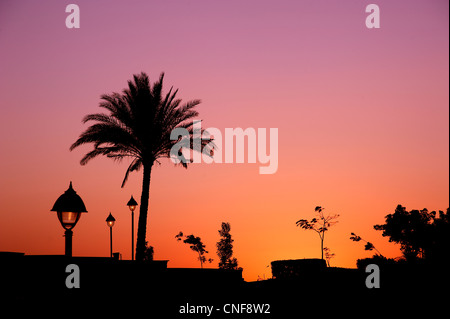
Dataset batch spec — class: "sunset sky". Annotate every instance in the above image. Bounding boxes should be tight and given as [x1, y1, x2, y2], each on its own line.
[0, 0, 448, 281]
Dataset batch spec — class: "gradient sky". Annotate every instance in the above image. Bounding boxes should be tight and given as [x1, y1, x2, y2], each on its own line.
[0, 0, 448, 281]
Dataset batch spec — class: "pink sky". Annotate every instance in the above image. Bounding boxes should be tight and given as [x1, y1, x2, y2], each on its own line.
[0, 0, 448, 281]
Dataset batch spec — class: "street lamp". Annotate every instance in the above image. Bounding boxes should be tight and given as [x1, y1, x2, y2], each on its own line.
[127, 195, 138, 260]
[51, 182, 87, 257]
[106, 213, 115, 258]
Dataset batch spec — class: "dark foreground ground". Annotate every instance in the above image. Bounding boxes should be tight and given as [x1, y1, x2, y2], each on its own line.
[0, 253, 447, 316]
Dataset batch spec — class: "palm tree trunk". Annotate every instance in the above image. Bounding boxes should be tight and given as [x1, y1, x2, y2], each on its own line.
[135, 163, 152, 261]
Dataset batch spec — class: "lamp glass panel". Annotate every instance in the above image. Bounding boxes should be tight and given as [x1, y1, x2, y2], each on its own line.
[61, 211, 79, 225]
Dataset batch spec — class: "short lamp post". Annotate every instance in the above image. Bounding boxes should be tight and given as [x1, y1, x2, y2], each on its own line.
[51, 182, 87, 257]
[106, 213, 116, 258]
[127, 196, 138, 260]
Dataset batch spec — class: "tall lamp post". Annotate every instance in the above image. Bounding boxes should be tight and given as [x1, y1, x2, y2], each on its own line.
[51, 182, 87, 257]
[106, 213, 115, 258]
[127, 196, 138, 260]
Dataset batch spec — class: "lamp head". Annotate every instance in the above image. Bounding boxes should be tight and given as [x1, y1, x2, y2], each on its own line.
[127, 195, 138, 212]
[106, 213, 115, 228]
[51, 182, 87, 230]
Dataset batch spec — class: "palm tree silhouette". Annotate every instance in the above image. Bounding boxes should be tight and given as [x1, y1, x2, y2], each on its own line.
[70, 72, 212, 261]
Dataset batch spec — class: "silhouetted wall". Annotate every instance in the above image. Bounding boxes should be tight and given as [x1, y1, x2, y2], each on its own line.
[271, 258, 327, 279]
[0, 252, 243, 305]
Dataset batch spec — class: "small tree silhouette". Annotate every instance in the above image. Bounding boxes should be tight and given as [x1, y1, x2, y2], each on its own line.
[142, 241, 154, 261]
[373, 205, 447, 261]
[296, 206, 339, 260]
[175, 232, 213, 268]
[323, 247, 335, 267]
[216, 222, 239, 270]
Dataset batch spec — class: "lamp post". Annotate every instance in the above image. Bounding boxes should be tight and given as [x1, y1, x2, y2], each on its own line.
[106, 213, 115, 258]
[127, 196, 138, 260]
[51, 182, 87, 257]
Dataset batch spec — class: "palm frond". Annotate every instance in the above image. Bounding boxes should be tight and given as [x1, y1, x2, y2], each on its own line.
[121, 157, 143, 187]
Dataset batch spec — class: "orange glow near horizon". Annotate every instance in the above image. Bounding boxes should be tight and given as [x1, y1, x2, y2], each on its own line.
[0, 0, 448, 282]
